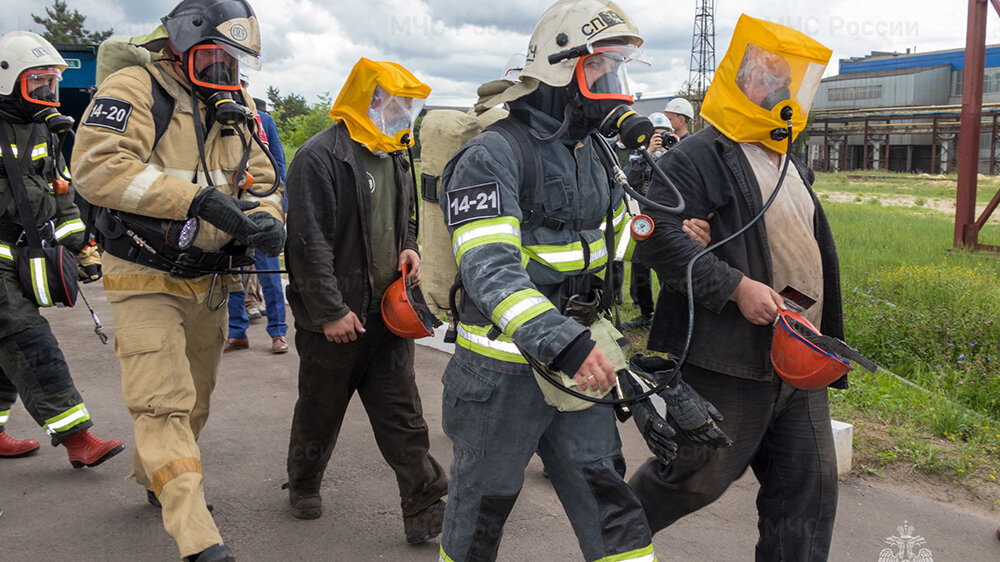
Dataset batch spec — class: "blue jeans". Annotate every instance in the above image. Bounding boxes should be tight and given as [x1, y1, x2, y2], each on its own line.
[227, 251, 287, 339]
[439, 348, 653, 562]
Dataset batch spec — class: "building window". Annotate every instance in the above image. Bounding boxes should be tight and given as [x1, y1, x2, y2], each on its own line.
[828, 84, 883, 102]
[954, 70, 963, 96]
[953, 68, 1000, 96]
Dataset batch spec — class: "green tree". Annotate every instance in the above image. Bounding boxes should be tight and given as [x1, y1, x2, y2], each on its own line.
[265, 85, 309, 130]
[31, 1, 112, 45]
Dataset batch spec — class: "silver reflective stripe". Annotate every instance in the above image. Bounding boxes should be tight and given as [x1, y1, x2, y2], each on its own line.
[54, 219, 85, 240]
[456, 324, 520, 354]
[615, 217, 635, 260]
[45, 405, 89, 435]
[120, 164, 161, 211]
[453, 223, 520, 256]
[31, 257, 51, 307]
[0, 410, 9, 424]
[0, 244, 12, 261]
[534, 245, 608, 265]
[496, 295, 549, 332]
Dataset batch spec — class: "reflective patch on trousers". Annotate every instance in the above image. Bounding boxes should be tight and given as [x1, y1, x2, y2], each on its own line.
[467, 495, 517, 562]
[14, 325, 72, 394]
[582, 455, 651, 555]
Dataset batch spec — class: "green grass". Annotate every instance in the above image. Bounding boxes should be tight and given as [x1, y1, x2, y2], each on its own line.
[814, 170, 1000, 205]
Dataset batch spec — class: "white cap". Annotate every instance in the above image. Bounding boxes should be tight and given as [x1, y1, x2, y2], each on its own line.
[500, 53, 526, 81]
[664, 97, 694, 119]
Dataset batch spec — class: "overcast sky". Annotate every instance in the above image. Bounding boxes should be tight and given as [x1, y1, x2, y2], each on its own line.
[3, 0, 999, 107]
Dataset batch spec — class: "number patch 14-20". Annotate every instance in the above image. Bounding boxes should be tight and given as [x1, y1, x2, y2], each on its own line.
[446, 182, 501, 226]
[83, 97, 133, 133]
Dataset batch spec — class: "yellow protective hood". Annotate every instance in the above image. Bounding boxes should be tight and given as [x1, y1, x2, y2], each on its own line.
[330, 58, 431, 153]
[700, 14, 831, 154]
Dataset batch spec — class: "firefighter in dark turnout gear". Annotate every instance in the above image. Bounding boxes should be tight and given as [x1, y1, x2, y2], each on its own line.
[0, 31, 124, 467]
[437, 2, 659, 561]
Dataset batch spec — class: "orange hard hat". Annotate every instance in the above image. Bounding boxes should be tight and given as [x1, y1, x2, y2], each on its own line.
[771, 308, 852, 390]
[381, 263, 441, 339]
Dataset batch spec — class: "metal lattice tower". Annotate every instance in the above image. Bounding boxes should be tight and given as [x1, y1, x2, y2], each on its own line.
[689, 0, 716, 104]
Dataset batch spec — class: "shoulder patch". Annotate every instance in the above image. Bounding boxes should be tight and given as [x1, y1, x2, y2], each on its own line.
[445, 182, 502, 226]
[83, 97, 133, 133]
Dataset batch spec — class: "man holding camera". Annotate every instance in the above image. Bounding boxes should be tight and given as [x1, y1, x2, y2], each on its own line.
[664, 96, 694, 140]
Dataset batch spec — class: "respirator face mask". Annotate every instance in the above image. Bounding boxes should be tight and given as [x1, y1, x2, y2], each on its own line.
[186, 44, 248, 126]
[367, 85, 424, 146]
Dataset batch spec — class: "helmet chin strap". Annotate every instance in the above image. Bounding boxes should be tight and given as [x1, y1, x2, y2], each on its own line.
[529, 104, 572, 144]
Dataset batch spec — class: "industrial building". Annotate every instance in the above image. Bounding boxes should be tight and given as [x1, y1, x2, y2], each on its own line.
[805, 45, 1000, 174]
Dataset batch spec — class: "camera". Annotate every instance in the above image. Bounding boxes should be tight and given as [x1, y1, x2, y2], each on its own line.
[660, 132, 678, 148]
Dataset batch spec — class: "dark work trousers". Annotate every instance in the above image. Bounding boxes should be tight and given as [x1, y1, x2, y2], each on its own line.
[286, 313, 448, 517]
[629, 263, 655, 318]
[628, 363, 838, 562]
[0, 269, 92, 444]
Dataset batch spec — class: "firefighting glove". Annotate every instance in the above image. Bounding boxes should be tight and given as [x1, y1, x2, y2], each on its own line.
[188, 187, 261, 246]
[245, 211, 286, 257]
[618, 370, 678, 466]
[629, 354, 733, 449]
[76, 244, 102, 283]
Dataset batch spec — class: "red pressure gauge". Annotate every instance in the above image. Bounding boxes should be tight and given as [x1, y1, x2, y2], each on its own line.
[630, 214, 654, 241]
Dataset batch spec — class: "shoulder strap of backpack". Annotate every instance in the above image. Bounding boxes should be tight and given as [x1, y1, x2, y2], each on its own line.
[484, 117, 544, 228]
[142, 67, 174, 155]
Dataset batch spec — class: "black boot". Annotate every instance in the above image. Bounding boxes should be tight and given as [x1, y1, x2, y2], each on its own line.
[621, 313, 652, 330]
[404, 499, 446, 544]
[185, 544, 234, 562]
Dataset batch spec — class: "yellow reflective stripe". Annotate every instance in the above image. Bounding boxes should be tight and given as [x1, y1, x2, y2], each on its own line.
[54, 219, 85, 241]
[44, 404, 90, 435]
[615, 217, 637, 261]
[29, 256, 52, 307]
[594, 544, 656, 562]
[491, 288, 554, 335]
[600, 202, 628, 234]
[0, 409, 10, 425]
[456, 323, 527, 363]
[31, 143, 47, 160]
[439, 547, 455, 562]
[522, 237, 608, 272]
[452, 216, 521, 264]
[0, 243, 12, 261]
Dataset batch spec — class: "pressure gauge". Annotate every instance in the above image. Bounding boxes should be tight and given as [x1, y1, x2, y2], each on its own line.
[630, 214, 654, 241]
[177, 217, 200, 250]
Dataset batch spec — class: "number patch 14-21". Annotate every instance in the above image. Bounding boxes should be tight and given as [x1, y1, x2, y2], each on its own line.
[446, 182, 501, 226]
[83, 97, 133, 133]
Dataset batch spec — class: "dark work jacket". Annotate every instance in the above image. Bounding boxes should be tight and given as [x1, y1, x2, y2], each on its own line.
[637, 126, 846, 387]
[285, 122, 418, 332]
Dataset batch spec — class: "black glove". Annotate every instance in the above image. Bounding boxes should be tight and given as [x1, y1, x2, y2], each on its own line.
[618, 370, 678, 466]
[629, 354, 733, 449]
[188, 188, 261, 245]
[245, 211, 286, 257]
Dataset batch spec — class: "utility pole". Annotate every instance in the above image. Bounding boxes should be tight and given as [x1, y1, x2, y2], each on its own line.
[689, 0, 716, 107]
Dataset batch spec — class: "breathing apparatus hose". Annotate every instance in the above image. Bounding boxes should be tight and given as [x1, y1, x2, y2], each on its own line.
[246, 117, 282, 198]
[528, 116, 796, 406]
[590, 133, 684, 216]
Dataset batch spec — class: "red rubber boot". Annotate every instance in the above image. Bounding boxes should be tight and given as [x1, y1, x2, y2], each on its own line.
[0, 432, 40, 458]
[62, 430, 124, 468]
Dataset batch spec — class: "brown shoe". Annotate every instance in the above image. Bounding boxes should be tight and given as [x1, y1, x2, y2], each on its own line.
[223, 338, 249, 353]
[404, 499, 446, 544]
[272, 336, 288, 354]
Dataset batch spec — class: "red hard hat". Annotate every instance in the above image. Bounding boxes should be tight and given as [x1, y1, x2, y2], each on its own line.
[771, 309, 852, 390]
[381, 263, 440, 339]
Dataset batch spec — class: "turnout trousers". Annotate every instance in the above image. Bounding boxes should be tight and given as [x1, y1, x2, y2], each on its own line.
[109, 286, 227, 559]
[0, 267, 92, 443]
[628, 363, 838, 562]
[286, 313, 447, 518]
[439, 348, 654, 562]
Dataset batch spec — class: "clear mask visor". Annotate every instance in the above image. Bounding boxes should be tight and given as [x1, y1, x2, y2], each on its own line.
[20, 68, 61, 107]
[188, 45, 241, 91]
[576, 44, 648, 103]
[368, 85, 425, 144]
[735, 43, 825, 114]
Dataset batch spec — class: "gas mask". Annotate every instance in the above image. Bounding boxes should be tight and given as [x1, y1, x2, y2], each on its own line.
[367, 85, 424, 147]
[700, 15, 831, 154]
[183, 44, 248, 126]
[569, 43, 648, 137]
[329, 58, 431, 154]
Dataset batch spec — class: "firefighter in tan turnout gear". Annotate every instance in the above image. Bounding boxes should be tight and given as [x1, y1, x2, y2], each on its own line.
[71, 1, 283, 560]
[0, 31, 124, 468]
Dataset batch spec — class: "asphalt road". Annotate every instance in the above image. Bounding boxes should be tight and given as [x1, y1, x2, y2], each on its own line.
[1, 285, 998, 561]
